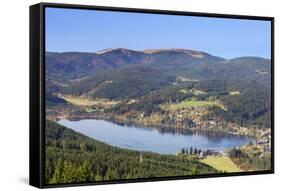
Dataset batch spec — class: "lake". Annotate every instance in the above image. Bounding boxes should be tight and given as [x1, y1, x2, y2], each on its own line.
[58, 119, 254, 154]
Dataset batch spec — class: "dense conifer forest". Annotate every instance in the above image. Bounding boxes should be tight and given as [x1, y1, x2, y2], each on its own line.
[45, 120, 218, 184]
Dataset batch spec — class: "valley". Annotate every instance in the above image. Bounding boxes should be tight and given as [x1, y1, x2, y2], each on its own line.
[45, 48, 272, 183]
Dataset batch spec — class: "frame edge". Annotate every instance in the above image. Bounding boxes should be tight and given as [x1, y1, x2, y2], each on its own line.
[29, 3, 44, 188]
[31, 2, 275, 188]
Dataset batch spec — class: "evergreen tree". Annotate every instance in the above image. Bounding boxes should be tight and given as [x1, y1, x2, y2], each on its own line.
[77, 160, 94, 182]
[186, 147, 189, 155]
[194, 148, 198, 154]
[50, 159, 64, 184]
[62, 161, 78, 183]
[95, 173, 103, 181]
[105, 167, 117, 180]
[181, 148, 185, 155]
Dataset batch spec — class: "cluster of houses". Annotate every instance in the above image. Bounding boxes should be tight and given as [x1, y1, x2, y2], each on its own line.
[172, 106, 220, 129]
[197, 150, 226, 159]
[255, 134, 271, 153]
[255, 69, 269, 75]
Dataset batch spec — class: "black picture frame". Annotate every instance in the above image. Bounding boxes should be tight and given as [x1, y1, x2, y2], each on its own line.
[30, 2, 275, 188]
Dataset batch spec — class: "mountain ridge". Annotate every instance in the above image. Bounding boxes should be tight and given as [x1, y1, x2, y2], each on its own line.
[46, 48, 270, 61]
[45, 48, 271, 89]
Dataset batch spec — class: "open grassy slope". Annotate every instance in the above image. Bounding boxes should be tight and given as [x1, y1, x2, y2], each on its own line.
[200, 156, 242, 172]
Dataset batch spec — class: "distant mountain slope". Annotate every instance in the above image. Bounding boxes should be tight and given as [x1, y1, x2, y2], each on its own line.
[63, 66, 174, 99]
[46, 48, 271, 96]
[45, 48, 225, 81]
[218, 57, 271, 86]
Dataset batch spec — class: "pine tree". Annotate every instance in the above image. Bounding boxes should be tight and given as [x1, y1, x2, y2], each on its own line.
[77, 160, 94, 182]
[105, 167, 117, 180]
[194, 148, 198, 154]
[95, 173, 103, 181]
[62, 161, 78, 183]
[50, 159, 64, 184]
[181, 148, 185, 155]
[80, 142, 87, 152]
[186, 147, 189, 155]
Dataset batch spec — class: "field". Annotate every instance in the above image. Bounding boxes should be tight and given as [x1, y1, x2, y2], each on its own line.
[58, 95, 119, 107]
[200, 156, 242, 172]
[161, 99, 225, 111]
[229, 91, 240, 95]
[179, 88, 206, 95]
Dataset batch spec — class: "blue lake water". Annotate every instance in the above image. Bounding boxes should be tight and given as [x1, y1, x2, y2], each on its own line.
[58, 119, 254, 154]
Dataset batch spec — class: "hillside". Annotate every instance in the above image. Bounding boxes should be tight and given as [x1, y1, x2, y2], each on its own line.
[45, 120, 218, 184]
[63, 66, 174, 99]
[106, 79, 271, 128]
[46, 48, 271, 90]
[45, 48, 272, 130]
[45, 48, 224, 82]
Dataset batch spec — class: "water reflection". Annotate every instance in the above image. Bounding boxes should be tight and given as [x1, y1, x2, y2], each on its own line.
[58, 118, 254, 154]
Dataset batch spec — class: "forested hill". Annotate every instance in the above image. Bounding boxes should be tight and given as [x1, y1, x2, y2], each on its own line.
[45, 48, 271, 87]
[45, 120, 218, 184]
[45, 48, 224, 81]
[45, 48, 272, 130]
[62, 66, 175, 99]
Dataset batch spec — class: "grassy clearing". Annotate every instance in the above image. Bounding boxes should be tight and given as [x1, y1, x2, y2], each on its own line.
[179, 88, 206, 95]
[179, 89, 188, 94]
[176, 76, 199, 82]
[229, 91, 240, 95]
[59, 95, 119, 107]
[200, 156, 242, 172]
[161, 99, 225, 111]
[61, 96, 99, 106]
[181, 100, 215, 107]
[189, 89, 206, 95]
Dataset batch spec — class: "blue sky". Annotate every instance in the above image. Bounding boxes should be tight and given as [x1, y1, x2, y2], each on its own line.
[46, 7, 271, 59]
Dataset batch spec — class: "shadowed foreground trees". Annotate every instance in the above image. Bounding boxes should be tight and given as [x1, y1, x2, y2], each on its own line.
[50, 160, 94, 184]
